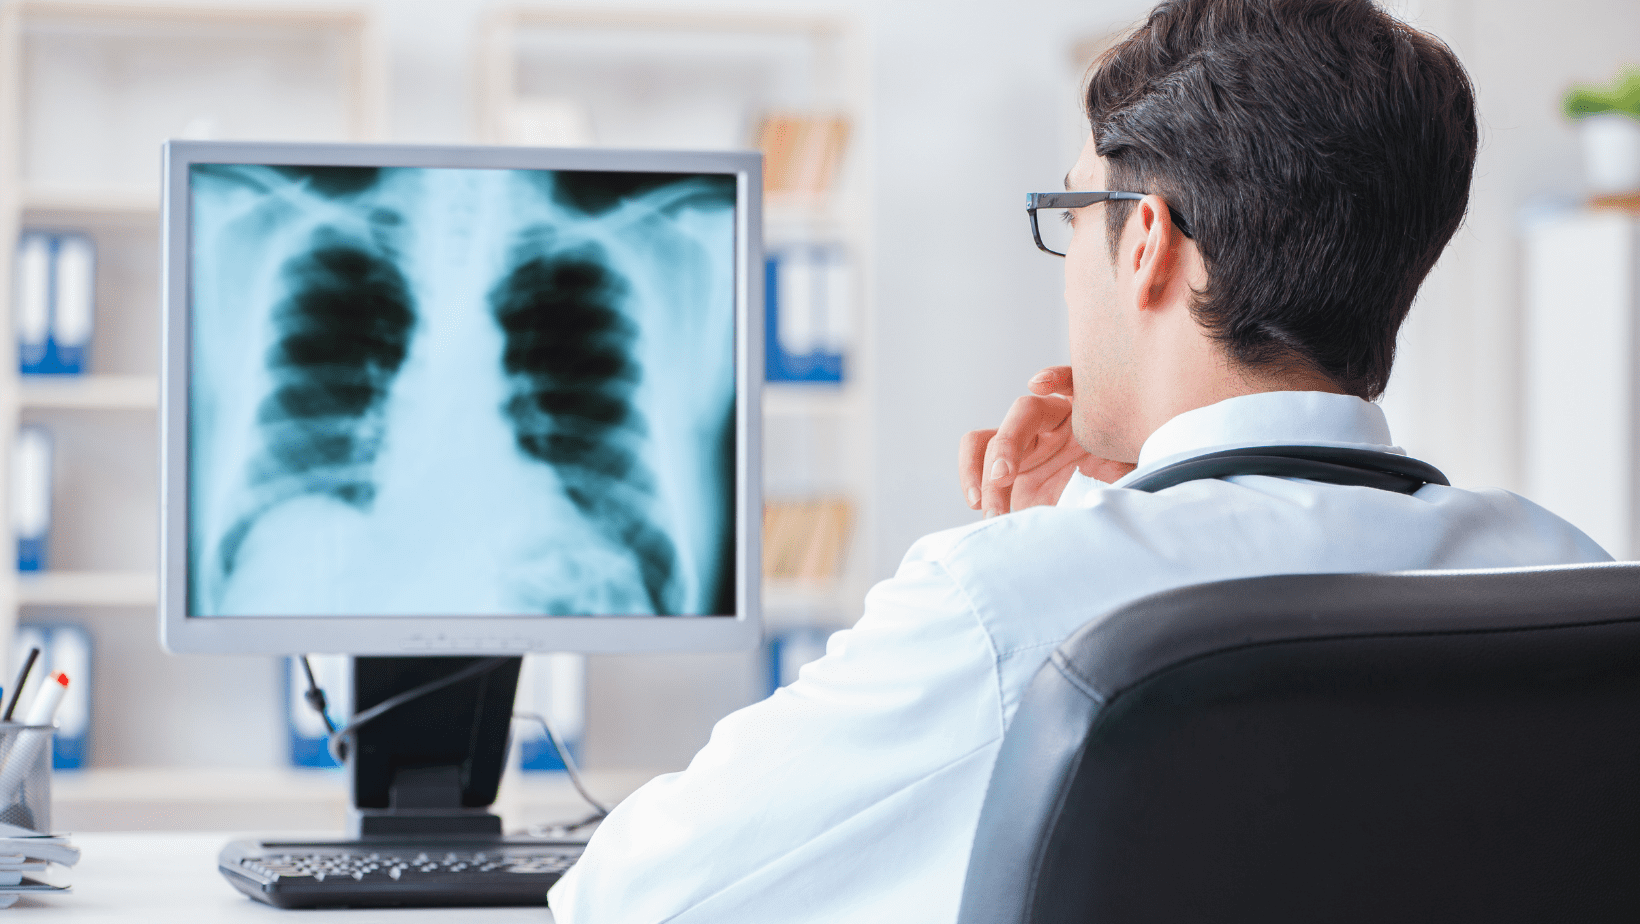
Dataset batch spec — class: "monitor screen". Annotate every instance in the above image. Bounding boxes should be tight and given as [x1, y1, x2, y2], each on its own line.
[161, 142, 761, 654]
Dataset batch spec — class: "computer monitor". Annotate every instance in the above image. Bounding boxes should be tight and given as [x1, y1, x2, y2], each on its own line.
[157, 140, 762, 838]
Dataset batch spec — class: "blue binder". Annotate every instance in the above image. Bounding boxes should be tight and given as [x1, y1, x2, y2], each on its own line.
[13, 427, 50, 572]
[14, 231, 95, 376]
[765, 244, 849, 383]
[516, 654, 585, 772]
[766, 626, 835, 697]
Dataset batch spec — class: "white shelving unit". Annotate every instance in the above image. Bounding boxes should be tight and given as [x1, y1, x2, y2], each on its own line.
[477, 8, 877, 637]
[0, 2, 385, 773]
[1523, 209, 1640, 559]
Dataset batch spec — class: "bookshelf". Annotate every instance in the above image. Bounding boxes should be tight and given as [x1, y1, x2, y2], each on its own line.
[0, 2, 384, 768]
[477, 8, 877, 637]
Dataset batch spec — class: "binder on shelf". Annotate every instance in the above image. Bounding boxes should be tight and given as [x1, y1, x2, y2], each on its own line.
[11, 624, 92, 770]
[763, 497, 853, 582]
[765, 244, 851, 383]
[515, 653, 585, 772]
[283, 655, 349, 769]
[12, 427, 51, 573]
[12, 231, 95, 376]
[766, 626, 834, 696]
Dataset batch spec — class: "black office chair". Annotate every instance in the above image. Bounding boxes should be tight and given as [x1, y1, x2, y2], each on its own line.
[957, 562, 1640, 924]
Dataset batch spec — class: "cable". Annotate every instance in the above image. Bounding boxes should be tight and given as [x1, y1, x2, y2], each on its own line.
[513, 711, 611, 822]
[297, 655, 337, 734]
[294, 658, 611, 829]
[295, 656, 512, 764]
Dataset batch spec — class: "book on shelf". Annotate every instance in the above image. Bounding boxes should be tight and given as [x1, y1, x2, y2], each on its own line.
[11, 427, 51, 574]
[11, 623, 91, 771]
[514, 653, 585, 773]
[765, 244, 851, 383]
[763, 497, 853, 583]
[756, 112, 850, 206]
[13, 231, 95, 376]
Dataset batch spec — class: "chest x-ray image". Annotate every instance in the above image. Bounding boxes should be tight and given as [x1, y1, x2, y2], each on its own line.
[188, 163, 738, 618]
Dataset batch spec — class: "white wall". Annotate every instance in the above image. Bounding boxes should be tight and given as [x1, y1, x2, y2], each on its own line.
[1378, 0, 1640, 510]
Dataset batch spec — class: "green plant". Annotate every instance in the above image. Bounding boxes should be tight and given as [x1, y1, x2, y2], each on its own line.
[1565, 70, 1640, 121]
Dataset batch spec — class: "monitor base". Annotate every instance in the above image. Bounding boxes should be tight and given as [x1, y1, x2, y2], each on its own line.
[349, 808, 503, 840]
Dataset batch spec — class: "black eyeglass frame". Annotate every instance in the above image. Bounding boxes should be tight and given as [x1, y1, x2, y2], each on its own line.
[1026, 191, 1195, 256]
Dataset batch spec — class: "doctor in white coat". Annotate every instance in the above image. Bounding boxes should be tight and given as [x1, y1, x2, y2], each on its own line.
[548, 1, 1610, 920]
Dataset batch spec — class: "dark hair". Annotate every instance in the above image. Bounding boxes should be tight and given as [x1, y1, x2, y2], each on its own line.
[1087, 0, 1477, 399]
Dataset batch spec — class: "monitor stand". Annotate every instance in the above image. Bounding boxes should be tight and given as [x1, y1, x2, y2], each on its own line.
[346, 655, 523, 840]
[216, 654, 592, 908]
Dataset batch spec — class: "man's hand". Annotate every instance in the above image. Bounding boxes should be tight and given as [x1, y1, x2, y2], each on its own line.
[959, 367, 1137, 518]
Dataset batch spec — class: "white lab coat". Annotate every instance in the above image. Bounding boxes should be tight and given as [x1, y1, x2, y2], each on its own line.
[549, 391, 1610, 923]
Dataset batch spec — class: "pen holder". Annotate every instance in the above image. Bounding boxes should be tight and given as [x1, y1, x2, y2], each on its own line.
[0, 724, 52, 834]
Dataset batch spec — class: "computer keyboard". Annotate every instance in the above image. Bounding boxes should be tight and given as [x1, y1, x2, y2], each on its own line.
[218, 837, 584, 908]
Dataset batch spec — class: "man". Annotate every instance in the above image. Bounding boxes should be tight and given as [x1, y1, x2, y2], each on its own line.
[549, 1, 1609, 921]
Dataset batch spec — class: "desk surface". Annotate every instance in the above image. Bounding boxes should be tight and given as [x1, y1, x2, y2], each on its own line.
[15, 833, 556, 922]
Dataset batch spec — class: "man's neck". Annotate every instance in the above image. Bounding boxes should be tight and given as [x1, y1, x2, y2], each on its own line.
[1128, 350, 1347, 460]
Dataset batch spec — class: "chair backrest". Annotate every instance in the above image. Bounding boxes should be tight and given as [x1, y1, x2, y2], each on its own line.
[957, 562, 1640, 924]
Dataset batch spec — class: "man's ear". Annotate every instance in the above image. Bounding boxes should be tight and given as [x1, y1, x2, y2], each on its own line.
[1128, 194, 1184, 313]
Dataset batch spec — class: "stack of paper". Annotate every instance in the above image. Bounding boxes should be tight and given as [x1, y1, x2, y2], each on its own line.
[0, 832, 78, 907]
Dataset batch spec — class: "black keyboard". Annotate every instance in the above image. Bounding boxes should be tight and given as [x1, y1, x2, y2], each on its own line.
[219, 837, 584, 909]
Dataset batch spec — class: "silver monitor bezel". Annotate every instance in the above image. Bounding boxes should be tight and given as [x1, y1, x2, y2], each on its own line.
[159, 139, 762, 655]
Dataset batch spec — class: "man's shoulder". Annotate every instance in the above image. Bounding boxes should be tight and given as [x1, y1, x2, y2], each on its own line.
[892, 479, 1611, 658]
[898, 503, 1110, 581]
[893, 501, 1173, 655]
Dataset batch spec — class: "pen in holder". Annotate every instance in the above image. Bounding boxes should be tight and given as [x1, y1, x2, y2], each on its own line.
[0, 724, 53, 834]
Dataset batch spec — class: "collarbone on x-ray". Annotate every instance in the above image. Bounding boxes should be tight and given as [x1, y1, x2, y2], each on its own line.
[188, 164, 737, 618]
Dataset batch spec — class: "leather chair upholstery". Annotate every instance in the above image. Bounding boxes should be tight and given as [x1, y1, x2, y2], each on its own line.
[957, 562, 1640, 923]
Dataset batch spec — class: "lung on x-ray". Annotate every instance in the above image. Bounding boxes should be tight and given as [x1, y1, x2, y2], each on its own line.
[187, 164, 737, 618]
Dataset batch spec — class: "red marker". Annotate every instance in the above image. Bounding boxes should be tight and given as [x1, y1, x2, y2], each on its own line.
[23, 672, 69, 727]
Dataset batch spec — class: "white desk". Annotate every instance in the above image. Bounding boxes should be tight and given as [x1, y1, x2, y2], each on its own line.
[13, 833, 556, 922]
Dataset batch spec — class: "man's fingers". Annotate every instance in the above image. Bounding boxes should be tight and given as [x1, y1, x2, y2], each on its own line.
[994, 393, 1073, 460]
[980, 475, 1012, 519]
[1008, 438, 1091, 511]
[961, 379, 1076, 517]
[958, 429, 996, 509]
[978, 394, 1075, 517]
[1027, 366, 1074, 397]
[981, 430, 1022, 517]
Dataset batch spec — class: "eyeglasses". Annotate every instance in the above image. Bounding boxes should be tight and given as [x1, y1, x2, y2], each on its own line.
[1026, 191, 1195, 257]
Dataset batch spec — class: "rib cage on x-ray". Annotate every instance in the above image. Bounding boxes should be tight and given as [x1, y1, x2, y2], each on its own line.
[491, 239, 680, 613]
[188, 164, 737, 618]
[217, 225, 418, 580]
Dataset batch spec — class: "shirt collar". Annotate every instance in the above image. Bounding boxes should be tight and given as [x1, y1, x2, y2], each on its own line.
[1060, 391, 1400, 505]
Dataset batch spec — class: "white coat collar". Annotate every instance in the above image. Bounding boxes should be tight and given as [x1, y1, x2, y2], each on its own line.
[1060, 391, 1399, 506]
